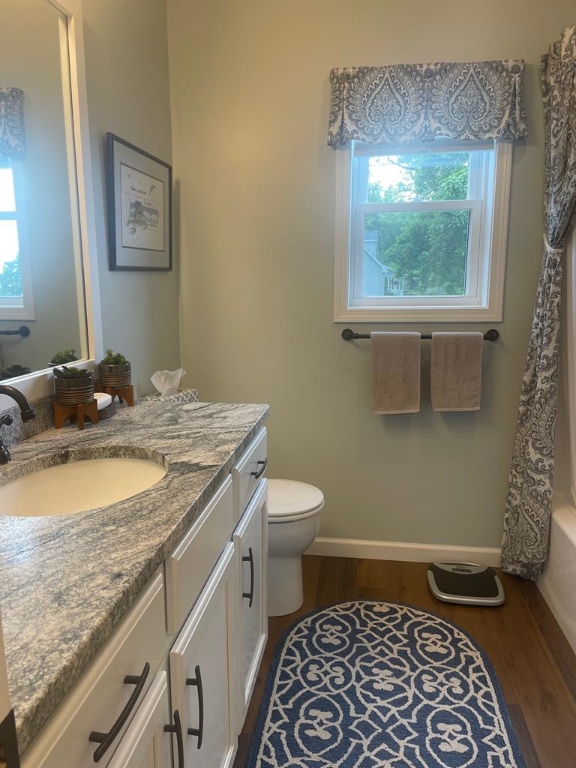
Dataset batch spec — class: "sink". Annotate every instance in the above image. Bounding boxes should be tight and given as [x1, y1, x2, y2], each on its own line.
[0, 453, 167, 517]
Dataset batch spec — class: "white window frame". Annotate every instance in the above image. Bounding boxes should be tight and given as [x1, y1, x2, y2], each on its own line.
[0, 162, 35, 321]
[334, 139, 513, 322]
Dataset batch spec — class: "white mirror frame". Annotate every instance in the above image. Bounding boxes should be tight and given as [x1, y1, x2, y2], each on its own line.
[0, 0, 102, 408]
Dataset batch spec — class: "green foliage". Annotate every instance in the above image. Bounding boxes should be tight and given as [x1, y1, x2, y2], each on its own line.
[99, 349, 128, 365]
[0, 365, 30, 380]
[52, 366, 91, 379]
[0, 259, 22, 298]
[367, 152, 470, 296]
[49, 349, 78, 365]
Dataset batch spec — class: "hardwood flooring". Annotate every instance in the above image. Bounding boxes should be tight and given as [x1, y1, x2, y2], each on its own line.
[234, 556, 576, 768]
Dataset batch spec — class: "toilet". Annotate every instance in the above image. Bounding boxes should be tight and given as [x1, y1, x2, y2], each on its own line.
[267, 479, 324, 617]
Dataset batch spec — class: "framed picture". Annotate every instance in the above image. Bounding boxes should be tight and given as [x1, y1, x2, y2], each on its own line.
[105, 133, 172, 271]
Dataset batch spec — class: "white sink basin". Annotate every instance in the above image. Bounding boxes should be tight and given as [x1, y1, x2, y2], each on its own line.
[0, 456, 167, 517]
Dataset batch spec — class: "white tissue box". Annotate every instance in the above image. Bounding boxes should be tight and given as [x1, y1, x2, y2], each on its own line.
[142, 388, 199, 404]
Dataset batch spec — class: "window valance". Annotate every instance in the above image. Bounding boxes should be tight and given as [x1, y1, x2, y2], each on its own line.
[327, 61, 528, 147]
[0, 87, 25, 159]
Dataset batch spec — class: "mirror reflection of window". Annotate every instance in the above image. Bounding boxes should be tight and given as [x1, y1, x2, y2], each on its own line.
[0, 160, 32, 316]
[0, 0, 90, 378]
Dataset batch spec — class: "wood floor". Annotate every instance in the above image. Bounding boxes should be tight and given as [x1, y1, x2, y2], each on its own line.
[234, 556, 576, 768]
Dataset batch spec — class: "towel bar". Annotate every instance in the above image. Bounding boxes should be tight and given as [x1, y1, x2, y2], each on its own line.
[0, 326, 30, 337]
[342, 328, 499, 342]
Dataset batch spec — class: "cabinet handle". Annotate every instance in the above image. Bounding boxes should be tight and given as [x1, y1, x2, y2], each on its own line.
[89, 662, 150, 762]
[164, 709, 184, 768]
[186, 665, 204, 749]
[250, 458, 267, 479]
[242, 546, 255, 608]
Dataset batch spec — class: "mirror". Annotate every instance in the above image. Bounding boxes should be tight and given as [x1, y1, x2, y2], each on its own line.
[0, 0, 99, 385]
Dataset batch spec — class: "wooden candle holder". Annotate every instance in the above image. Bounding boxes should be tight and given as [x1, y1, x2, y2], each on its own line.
[101, 383, 135, 407]
[54, 400, 98, 430]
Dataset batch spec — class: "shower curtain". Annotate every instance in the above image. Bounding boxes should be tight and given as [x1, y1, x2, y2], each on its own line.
[501, 25, 576, 580]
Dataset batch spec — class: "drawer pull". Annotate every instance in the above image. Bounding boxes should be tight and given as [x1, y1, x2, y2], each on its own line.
[186, 665, 204, 748]
[242, 547, 255, 608]
[250, 458, 267, 479]
[89, 662, 150, 762]
[164, 709, 185, 768]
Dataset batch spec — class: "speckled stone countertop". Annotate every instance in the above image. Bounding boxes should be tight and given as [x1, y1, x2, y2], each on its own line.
[0, 399, 269, 755]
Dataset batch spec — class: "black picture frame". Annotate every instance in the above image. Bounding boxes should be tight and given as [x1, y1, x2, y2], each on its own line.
[105, 133, 172, 271]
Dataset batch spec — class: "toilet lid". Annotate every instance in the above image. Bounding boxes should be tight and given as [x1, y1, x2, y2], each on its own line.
[267, 479, 324, 521]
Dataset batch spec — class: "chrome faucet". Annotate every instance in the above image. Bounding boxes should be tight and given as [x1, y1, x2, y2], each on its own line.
[0, 385, 37, 465]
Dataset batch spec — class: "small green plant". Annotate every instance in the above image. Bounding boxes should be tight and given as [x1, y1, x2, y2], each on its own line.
[0, 365, 30, 380]
[52, 366, 92, 379]
[99, 349, 128, 365]
[50, 349, 78, 365]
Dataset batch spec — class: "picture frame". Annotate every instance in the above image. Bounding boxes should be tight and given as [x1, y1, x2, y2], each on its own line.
[105, 133, 172, 271]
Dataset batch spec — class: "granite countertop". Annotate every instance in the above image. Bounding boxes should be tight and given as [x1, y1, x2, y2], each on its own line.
[0, 399, 269, 755]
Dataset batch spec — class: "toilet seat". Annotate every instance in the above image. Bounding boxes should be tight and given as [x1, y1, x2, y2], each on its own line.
[267, 479, 324, 522]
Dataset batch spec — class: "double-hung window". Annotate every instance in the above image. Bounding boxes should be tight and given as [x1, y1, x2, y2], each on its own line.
[0, 159, 34, 320]
[334, 138, 512, 322]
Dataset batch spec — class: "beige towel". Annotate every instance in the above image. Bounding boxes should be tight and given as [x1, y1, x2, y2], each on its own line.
[431, 332, 484, 412]
[371, 332, 421, 414]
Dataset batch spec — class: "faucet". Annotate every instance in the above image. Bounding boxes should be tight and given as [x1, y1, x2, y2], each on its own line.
[0, 385, 37, 465]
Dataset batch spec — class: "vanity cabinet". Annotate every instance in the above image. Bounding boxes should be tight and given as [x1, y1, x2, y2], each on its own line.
[18, 426, 268, 768]
[21, 572, 168, 768]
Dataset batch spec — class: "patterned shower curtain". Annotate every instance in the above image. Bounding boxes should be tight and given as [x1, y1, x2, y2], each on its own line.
[501, 26, 576, 580]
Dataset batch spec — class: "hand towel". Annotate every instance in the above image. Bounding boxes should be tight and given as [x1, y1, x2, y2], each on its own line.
[371, 332, 421, 414]
[431, 332, 484, 412]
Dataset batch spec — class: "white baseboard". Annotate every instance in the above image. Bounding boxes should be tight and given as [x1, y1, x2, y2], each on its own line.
[306, 537, 501, 567]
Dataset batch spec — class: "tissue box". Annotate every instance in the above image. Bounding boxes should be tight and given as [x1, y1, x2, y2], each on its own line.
[141, 388, 199, 405]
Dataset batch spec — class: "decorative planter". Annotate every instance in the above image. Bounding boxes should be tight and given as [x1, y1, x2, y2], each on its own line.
[98, 362, 131, 388]
[54, 373, 95, 406]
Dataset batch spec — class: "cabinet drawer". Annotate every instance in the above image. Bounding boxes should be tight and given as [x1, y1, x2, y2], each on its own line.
[22, 572, 168, 768]
[165, 476, 234, 635]
[231, 427, 267, 523]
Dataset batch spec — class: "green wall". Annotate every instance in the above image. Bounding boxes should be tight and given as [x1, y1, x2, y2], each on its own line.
[168, 0, 574, 549]
[82, 0, 181, 397]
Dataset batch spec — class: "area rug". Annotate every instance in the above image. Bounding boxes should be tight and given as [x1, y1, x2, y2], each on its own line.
[247, 601, 526, 768]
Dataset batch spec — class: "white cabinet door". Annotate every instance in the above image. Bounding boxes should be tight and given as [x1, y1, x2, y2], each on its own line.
[169, 543, 238, 768]
[107, 671, 174, 768]
[233, 479, 268, 724]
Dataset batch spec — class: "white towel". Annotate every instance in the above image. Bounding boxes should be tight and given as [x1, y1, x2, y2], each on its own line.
[431, 332, 484, 412]
[371, 332, 421, 414]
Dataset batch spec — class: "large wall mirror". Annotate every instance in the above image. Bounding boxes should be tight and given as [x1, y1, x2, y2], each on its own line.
[0, 0, 101, 397]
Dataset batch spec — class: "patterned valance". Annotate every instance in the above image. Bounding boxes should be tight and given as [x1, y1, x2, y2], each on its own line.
[0, 87, 25, 159]
[327, 61, 528, 147]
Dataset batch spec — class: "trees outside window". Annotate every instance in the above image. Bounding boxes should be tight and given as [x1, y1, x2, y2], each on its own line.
[334, 140, 512, 322]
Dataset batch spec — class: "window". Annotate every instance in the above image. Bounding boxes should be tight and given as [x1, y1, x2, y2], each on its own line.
[0, 160, 34, 320]
[334, 139, 512, 322]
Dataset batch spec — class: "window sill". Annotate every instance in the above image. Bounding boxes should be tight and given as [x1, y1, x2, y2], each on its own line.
[334, 306, 503, 323]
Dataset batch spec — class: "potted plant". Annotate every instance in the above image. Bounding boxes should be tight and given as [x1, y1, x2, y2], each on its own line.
[53, 366, 94, 406]
[0, 364, 31, 380]
[98, 349, 131, 388]
[49, 349, 78, 367]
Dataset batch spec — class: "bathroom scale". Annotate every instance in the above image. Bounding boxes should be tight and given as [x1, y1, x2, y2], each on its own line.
[427, 562, 505, 606]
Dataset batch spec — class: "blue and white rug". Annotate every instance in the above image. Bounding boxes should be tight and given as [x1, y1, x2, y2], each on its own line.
[248, 602, 526, 768]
